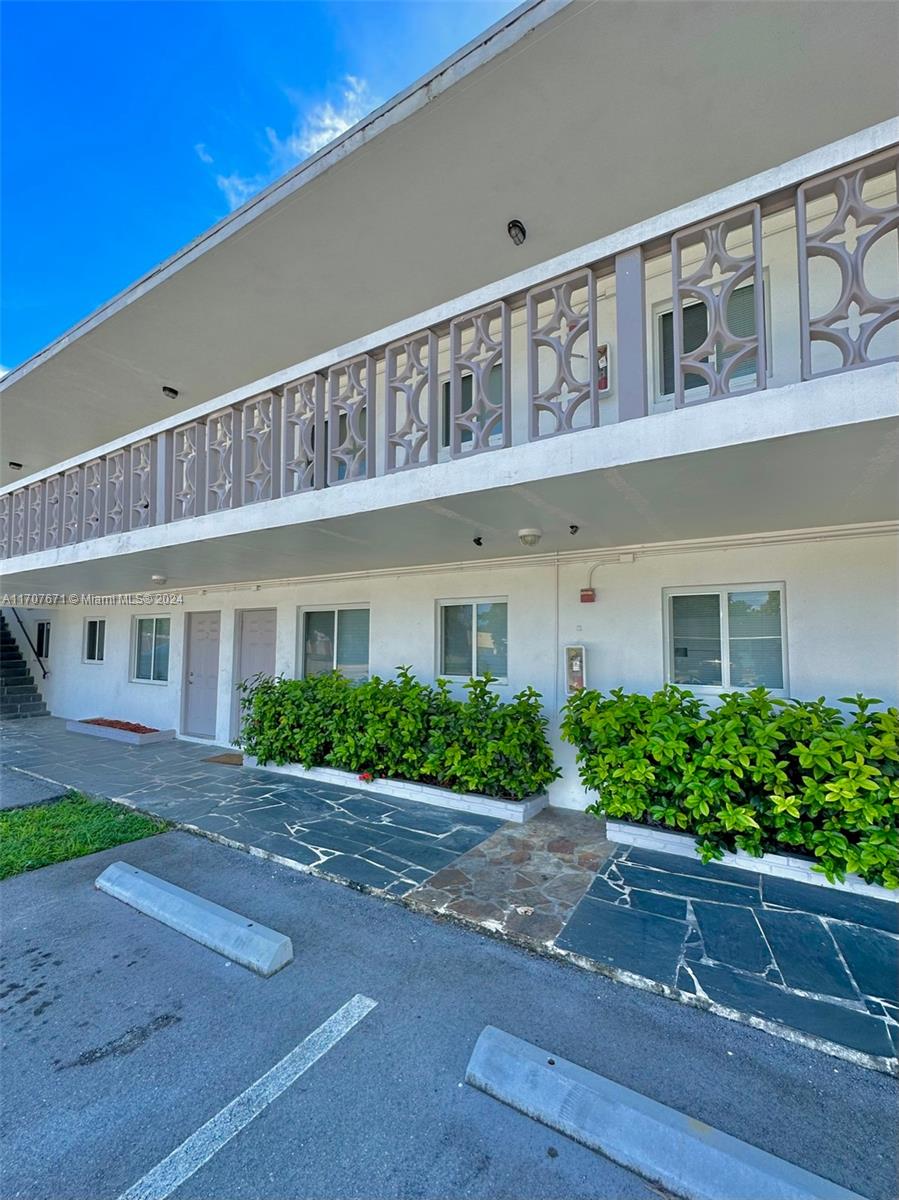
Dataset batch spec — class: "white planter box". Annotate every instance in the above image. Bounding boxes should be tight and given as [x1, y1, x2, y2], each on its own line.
[66, 720, 176, 747]
[605, 820, 898, 903]
[243, 757, 547, 823]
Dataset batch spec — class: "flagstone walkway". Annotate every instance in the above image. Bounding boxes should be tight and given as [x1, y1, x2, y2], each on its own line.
[2, 715, 897, 1069]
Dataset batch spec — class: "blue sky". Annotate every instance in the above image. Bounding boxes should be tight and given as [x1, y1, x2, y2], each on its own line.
[1, 0, 518, 372]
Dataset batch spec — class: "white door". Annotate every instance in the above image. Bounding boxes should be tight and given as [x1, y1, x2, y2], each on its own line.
[183, 611, 221, 738]
[232, 609, 277, 736]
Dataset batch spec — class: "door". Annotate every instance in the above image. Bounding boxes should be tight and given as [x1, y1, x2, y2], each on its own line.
[183, 611, 221, 738]
[232, 608, 277, 736]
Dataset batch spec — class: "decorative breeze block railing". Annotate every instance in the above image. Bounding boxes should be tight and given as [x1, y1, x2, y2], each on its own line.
[43, 475, 61, 550]
[10, 491, 26, 557]
[206, 408, 239, 513]
[172, 421, 205, 520]
[449, 302, 511, 456]
[328, 355, 375, 485]
[104, 449, 128, 536]
[62, 468, 82, 546]
[241, 392, 280, 505]
[282, 375, 324, 494]
[527, 269, 598, 440]
[82, 458, 104, 541]
[671, 203, 767, 406]
[26, 483, 44, 554]
[129, 439, 156, 530]
[385, 332, 438, 471]
[797, 148, 899, 379]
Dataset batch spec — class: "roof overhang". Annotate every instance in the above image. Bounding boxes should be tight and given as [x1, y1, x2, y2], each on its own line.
[2, 0, 898, 485]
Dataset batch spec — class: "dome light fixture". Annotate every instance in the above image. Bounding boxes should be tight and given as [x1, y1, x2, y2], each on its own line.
[518, 528, 542, 547]
[507, 219, 527, 246]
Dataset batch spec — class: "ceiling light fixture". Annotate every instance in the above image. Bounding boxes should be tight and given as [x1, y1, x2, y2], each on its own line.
[507, 219, 527, 246]
[162, 385, 179, 399]
[151, 574, 167, 585]
[8, 461, 23, 471]
[518, 528, 542, 547]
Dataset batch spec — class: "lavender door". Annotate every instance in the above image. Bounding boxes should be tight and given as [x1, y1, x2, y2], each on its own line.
[183, 611, 221, 738]
[232, 609, 277, 736]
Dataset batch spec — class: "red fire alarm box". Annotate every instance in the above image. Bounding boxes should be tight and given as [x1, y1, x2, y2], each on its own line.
[580, 588, 596, 603]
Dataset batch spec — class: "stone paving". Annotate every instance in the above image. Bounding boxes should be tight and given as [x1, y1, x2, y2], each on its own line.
[0, 717, 500, 896]
[556, 845, 899, 1062]
[0, 764, 65, 811]
[409, 809, 612, 943]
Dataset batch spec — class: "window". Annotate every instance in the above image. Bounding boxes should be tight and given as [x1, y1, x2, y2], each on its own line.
[438, 599, 508, 681]
[132, 616, 170, 682]
[658, 282, 758, 396]
[35, 620, 51, 659]
[440, 368, 503, 448]
[301, 608, 369, 680]
[83, 618, 106, 663]
[665, 585, 786, 692]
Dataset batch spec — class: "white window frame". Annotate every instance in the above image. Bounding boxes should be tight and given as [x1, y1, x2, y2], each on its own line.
[436, 596, 509, 684]
[82, 618, 106, 664]
[652, 267, 772, 405]
[296, 604, 370, 678]
[130, 615, 171, 684]
[663, 583, 788, 696]
[35, 620, 51, 659]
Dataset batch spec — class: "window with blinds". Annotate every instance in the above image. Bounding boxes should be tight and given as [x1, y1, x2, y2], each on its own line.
[438, 598, 508, 680]
[301, 608, 370, 680]
[667, 584, 785, 692]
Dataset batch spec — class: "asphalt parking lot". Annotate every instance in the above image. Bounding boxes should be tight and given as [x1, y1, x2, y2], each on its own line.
[1, 831, 896, 1200]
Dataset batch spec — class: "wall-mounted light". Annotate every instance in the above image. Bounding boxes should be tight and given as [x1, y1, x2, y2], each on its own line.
[151, 574, 167, 585]
[472, 536, 484, 547]
[162, 385, 179, 400]
[8, 461, 23, 471]
[507, 219, 527, 246]
[518, 528, 542, 547]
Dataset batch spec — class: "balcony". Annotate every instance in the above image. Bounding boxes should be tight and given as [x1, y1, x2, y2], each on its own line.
[1, 133, 896, 568]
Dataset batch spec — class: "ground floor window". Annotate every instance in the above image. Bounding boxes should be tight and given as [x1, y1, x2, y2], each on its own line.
[132, 616, 170, 682]
[35, 620, 51, 659]
[83, 618, 106, 663]
[665, 584, 786, 692]
[438, 598, 508, 681]
[301, 607, 370, 680]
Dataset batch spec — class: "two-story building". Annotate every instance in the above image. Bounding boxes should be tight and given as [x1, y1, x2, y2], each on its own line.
[1, 0, 897, 809]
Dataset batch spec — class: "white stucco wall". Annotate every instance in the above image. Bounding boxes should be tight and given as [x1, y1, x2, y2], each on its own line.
[10, 527, 897, 810]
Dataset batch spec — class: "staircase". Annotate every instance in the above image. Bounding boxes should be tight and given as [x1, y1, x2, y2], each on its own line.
[1, 614, 49, 719]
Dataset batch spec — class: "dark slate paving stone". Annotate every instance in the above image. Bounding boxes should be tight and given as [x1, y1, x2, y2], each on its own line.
[756, 910, 857, 1000]
[250, 833, 324, 867]
[381, 808, 462, 836]
[586, 874, 627, 903]
[318, 854, 398, 890]
[761, 876, 899, 935]
[361, 847, 432, 877]
[298, 830, 376, 856]
[627, 890, 689, 922]
[383, 880, 416, 897]
[625, 846, 762, 888]
[555, 895, 688, 988]
[337, 796, 399, 822]
[435, 827, 493, 854]
[617, 862, 761, 907]
[377, 836, 458, 872]
[301, 816, 394, 848]
[693, 902, 772, 974]
[676, 965, 697, 994]
[691, 961, 895, 1059]
[829, 923, 899, 1003]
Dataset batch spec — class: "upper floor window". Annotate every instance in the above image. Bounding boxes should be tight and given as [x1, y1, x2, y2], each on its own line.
[665, 584, 786, 693]
[133, 616, 170, 682]
[658, 282, 758, 397]
[438, 598, 507, 681]
[440, 368, 503, 449]
[83, 618, 106, 663]
[35, 620, 51, 659]
[301, 607, 370, 680]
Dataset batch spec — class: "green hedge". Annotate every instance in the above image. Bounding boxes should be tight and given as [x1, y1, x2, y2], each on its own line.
[238, 667, 560, 802]
[561, 686, 899, 888]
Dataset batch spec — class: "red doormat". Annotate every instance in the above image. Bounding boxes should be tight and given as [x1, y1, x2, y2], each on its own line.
[204, 753, 244, 766]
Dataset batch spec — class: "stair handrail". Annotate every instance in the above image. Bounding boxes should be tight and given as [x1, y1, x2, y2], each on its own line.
[7, 607, 49, 680]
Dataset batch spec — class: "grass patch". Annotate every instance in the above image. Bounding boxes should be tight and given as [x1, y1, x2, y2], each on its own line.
[0, 792, 167, 880]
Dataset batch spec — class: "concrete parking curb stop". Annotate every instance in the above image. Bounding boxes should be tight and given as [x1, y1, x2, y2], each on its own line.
[465, 1026, 869, 1200]
[95, 861, 293, 976]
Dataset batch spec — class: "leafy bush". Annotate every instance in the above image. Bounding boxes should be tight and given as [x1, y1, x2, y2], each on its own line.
[239, 668, 560, 801]
[561, 686, 899, 888]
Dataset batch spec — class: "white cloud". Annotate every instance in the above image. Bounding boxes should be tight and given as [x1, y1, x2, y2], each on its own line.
[204, 76, 377, 212]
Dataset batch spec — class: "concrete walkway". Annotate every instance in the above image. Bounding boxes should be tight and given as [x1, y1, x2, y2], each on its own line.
[2, 715, 897, 1071]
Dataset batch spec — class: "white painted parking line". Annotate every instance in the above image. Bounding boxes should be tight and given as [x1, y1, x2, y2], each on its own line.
[117, 994, 378, 1200]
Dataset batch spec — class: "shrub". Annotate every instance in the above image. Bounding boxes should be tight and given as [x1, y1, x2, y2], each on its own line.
[561, 686, 899, 888]
[239, 668, 560, 802]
